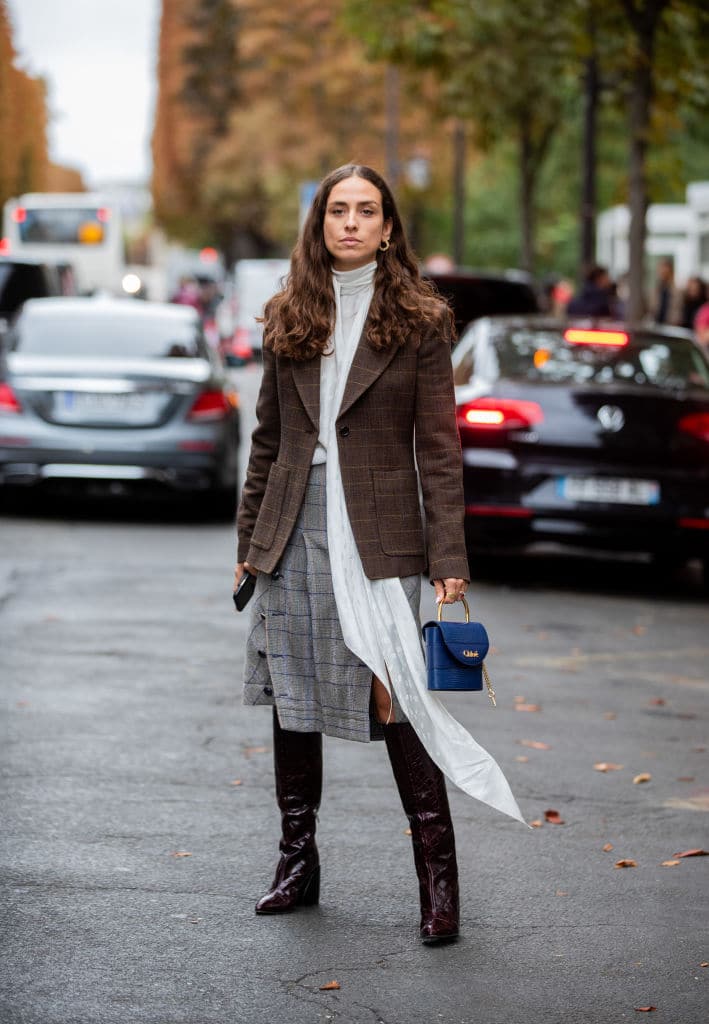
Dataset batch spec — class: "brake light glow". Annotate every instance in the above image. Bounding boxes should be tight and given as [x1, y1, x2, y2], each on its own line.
[187, 390, 236, 420]
[458, 397, 544, 430]
[564, 328, 628, 347]
[11, 207, 26, 224]
[0, 237, 10, 254]
[96, 207, 111, 222]
[678, 412, 709, 443]
[0, 383, 22, 413]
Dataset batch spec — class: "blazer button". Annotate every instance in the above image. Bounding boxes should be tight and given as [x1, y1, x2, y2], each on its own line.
[257, 649, 267, 658]
[263, 686, 273, 697]
[339, 425, 350, 437]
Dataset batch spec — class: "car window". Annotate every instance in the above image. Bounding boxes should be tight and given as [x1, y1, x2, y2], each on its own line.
[11, 310, 207, 359]
[490, 328, 709, 391]
[427, 275, 538, 337]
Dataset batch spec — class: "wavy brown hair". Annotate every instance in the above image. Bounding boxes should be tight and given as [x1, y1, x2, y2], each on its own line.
[262, 164, 452, 360]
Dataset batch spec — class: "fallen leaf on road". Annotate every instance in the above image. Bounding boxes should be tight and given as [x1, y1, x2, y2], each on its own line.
[404, 828, 412, 835]
[594, 762, 624, 772]
[648, 698, 666, 706]
[230, 779, 242, 786]
[514, 755, 530, 763]
[515, 704, 541, 712]
[171, 851, 192, 858]
[556, 890, 568, 896]
[518, 740, 551, 750]
[700, 962, 709, 968]
[603, 843, 614, 852]
[544, 809, 565, 825]
[692, 746, 706, 753]
[319, 981, 341, 991]
[634, 1007, 656, 1013]
[603, 712, 617, 720]
[530, 820, 543, 828]
[615, 859, 637, 868]
[676, 777, 695, 782]
[661, 860, 681, 867]
[633, 773, 652, 784]
[244, 746, 268, 757]
[672, 848, 708, 858]
[632, 625, 647, 636]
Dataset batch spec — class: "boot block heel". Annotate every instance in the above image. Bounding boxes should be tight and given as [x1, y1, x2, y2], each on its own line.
[299, 865, 320, 906]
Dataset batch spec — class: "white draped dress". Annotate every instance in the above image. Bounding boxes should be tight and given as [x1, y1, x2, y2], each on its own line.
[314, 262, 525, 825]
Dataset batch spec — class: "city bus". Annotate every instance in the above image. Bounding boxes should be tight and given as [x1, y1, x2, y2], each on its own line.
[1, 192, 127, 295]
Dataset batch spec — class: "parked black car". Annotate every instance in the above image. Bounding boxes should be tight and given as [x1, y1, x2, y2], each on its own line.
[0, 256, 64, 324]
[452, 316, 709, 582]
[425, 269, 539, 339]
[0, 297, 240, 511]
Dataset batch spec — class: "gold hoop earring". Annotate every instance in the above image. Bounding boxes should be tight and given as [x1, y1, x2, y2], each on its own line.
[379, 239, 390, 252]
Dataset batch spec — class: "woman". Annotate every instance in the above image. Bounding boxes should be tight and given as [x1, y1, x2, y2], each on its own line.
[680, 276, 707, 331]
[234, 164, 523, 946]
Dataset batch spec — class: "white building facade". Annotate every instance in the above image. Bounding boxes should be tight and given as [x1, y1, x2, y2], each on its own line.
[597, 181, 709, 287]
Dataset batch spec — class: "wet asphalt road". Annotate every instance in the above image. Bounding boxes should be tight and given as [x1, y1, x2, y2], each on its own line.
[1, 364, 708, 1024]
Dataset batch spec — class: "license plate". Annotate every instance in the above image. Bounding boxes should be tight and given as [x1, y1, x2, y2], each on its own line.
[559, 476, 660, 505]
[55, 391, 151, 422]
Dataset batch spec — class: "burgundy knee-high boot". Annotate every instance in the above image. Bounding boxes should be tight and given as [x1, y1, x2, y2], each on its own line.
[255, 709, 322, 914]
[384, 722, 459, 944]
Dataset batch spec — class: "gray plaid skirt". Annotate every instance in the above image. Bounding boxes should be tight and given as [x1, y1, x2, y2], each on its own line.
[242, 463, 420, 742]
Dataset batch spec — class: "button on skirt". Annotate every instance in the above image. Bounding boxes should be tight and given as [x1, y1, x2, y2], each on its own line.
[242, 463, 420, 742]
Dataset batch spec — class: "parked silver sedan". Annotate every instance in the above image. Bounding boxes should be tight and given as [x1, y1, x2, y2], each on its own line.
[0, 297, 240, 508]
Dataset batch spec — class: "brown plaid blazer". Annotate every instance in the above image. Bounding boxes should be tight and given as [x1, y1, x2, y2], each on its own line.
[236, 310, 470, 582]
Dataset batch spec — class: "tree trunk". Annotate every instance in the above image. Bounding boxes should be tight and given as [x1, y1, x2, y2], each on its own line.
[626, 61, 652, 321]
[452, 120, 466, 266]
[580, 4, 599, 274]
[622, 0, 669, 321]
[385, 65, 400, 188]
[519, 127, 535, 274]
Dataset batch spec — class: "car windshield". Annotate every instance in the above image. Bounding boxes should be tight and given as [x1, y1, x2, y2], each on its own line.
[456, 325, 709, 391]
[11, 310, 206, 359]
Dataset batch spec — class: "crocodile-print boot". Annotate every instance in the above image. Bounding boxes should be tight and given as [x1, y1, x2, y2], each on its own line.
[255, 710, 322, 914]
[384, 722, 459, 944]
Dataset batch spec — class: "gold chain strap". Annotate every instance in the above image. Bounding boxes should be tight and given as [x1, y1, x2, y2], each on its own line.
[482, 664, 497, 707]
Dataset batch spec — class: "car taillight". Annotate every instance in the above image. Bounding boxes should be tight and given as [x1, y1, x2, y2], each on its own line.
[0, 383, 22, 413]
[187, 389, 236, 420]
[564, 328, 629, 347]
[678, 412, 709, 443]
[457, 397, 543, 430]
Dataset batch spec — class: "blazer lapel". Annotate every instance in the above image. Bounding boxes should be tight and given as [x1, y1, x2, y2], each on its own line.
[338, 329, 400, 419]
[291, 356, 321, 431]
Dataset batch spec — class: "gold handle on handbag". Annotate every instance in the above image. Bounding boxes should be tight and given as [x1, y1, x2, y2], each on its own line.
[436, 596, 496, 706]
[437, 596, 470, 622]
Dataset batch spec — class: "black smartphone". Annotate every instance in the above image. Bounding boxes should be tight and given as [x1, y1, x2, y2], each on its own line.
[233, 571, 256, 612]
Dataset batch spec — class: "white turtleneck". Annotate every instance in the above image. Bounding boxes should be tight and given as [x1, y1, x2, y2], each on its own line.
[312, 261, 376, 466]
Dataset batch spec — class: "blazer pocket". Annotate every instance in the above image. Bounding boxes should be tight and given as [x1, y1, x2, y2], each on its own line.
[250, 462, 290, 550]
[373, 470, 425, 557]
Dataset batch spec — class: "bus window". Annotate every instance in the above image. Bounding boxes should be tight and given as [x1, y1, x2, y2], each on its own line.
[18, 208, 106, 246]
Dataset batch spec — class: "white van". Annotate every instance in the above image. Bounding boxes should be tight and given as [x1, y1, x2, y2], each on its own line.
[227, 258, 290, 359]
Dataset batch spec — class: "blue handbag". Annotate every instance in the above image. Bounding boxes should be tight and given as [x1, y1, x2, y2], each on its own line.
[422, 598, 497, 705]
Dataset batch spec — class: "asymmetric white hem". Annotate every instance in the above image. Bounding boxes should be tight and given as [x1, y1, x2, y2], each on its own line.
[321, 262, 525, 824]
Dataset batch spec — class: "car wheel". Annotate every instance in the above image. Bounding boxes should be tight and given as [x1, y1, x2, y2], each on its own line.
[207, 481, 238, 521]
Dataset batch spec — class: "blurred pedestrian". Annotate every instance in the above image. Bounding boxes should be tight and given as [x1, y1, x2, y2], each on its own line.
[694, 301, 709, 353]
[680, 276, 707, 330]
[566, 265, 614, 317]
[651, 257, 682, 325]
[234, 163, 523, 945]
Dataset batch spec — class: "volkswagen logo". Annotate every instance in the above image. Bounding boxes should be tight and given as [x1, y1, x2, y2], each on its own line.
[597, 404, 625, 432]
